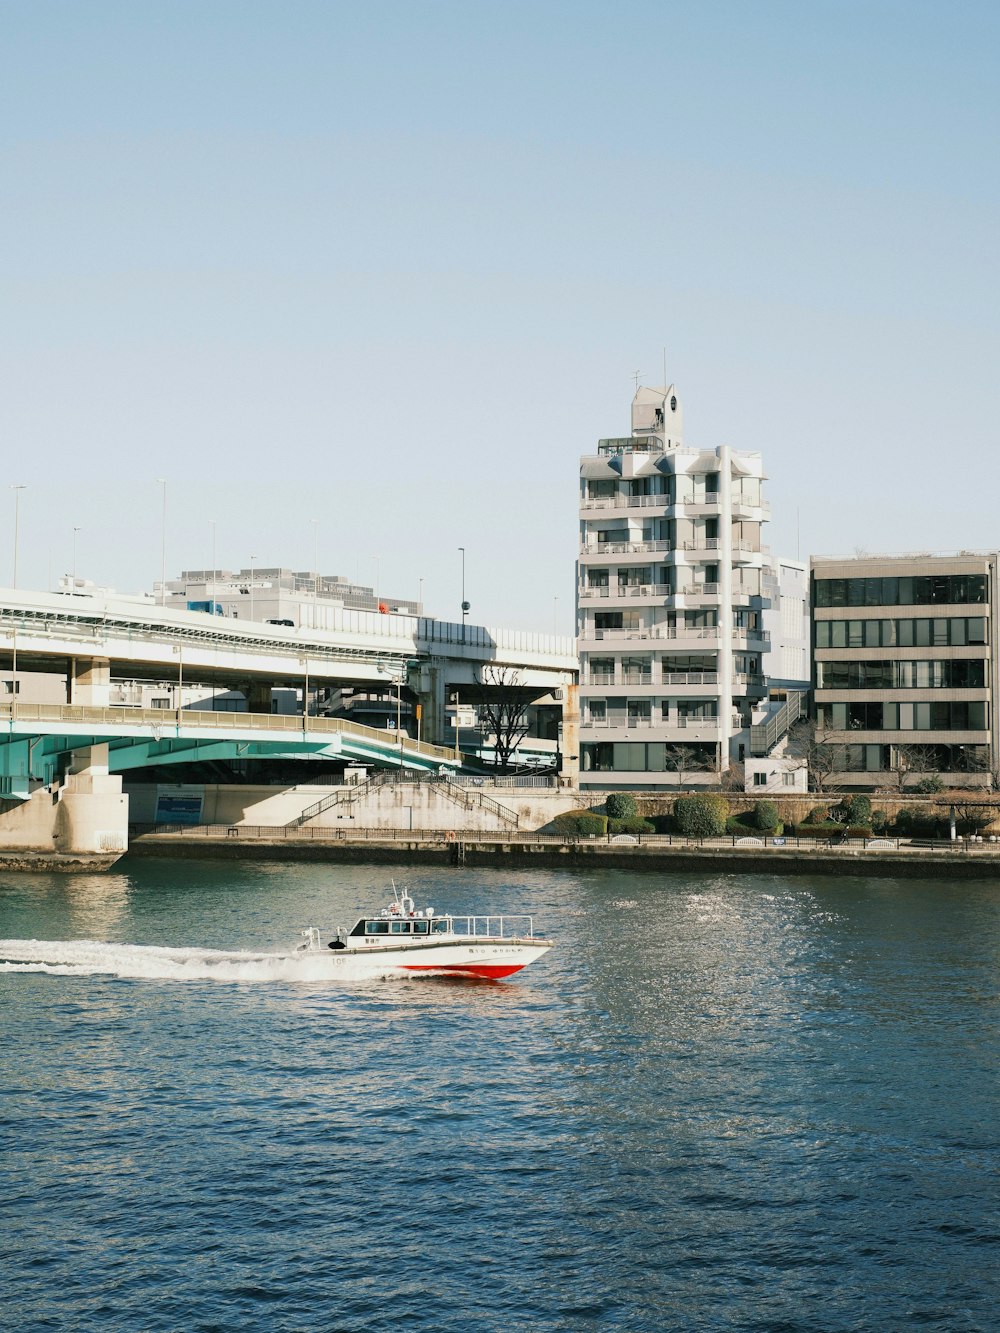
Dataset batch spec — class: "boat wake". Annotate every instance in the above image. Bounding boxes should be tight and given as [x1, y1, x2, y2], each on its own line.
[0, 938, 397, 985]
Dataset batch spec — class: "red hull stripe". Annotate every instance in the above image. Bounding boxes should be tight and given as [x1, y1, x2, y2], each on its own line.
[400, 962, 525, 979]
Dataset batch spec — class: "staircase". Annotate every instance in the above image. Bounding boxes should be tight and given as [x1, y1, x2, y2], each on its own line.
[289, 770, 403, 826]
[434, 778, 520, 829]
[288, 773, 520, 830]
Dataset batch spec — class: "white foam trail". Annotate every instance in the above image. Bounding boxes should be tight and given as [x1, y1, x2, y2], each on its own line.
[0, 938, 398, 984]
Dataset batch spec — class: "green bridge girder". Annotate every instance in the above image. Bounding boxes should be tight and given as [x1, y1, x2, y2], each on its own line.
[0, 723, 456, 800]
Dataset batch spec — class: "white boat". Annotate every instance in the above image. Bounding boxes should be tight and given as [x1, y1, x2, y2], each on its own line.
[297, 886, 553, 980]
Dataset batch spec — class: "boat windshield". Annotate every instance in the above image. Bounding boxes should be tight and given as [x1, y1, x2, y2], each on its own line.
[350, 916, 452, 937]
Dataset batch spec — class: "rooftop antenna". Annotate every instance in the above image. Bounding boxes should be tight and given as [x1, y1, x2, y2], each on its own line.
[632, 369, 642, 393]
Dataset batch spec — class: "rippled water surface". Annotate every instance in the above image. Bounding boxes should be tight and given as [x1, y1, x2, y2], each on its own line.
[2, 858, 999, 1331]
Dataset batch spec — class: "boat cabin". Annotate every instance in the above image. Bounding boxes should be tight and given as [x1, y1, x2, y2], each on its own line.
[350, 915, 451, 940]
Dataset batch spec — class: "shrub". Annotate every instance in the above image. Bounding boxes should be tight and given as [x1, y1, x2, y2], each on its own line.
[609, 816, 655, 835]
[892, 805, 943, 837]
[849, 794, 872, 825]
[674, 793, 729, 838]
[650, 813, 675, 834]
[805, 805, 830, 825]
[914, 775, 945, 794]
[605, 792, 638, 820]
[871, 808, 889, 833]
[793, 822, 840, 839]
[552, 811, 607, 837]
[753, 800, 780, 832]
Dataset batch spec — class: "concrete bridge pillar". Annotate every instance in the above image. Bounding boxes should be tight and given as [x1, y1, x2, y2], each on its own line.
[558, 683, 580, 786]
[412, 659, 449, 748]
[54, 743, 129, 858]
[69, 657, 111, 707]
[246, 680, 273, 714]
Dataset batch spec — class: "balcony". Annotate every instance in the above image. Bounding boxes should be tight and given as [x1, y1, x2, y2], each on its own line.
[652, 626, 720, 641]
[588, 628, 655, 642]
[663, 672, 719, 686]
[732, 628, 770, 647]
[581, 494, 671, 512]
[682, 538, 721, 552]
[677, 583, 721, 599]
[589, 539, 671, 555]
[597, 437, 665, 456]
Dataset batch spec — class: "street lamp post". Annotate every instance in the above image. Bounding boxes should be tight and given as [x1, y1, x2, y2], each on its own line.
[73, 527, 81, 587]
[10, 486, 25, 717]
[157, 479, 167, 605]
[458, 546, 469, 643]
[11, 485, 26, 589]
[209, 519, 217, 614]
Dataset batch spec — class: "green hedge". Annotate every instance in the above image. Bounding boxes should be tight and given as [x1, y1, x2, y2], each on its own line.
[727, 814, 783, 837]
[609, 816, 655, 835]
[552, 811, 608, 837]
[674, 793, 729, 837]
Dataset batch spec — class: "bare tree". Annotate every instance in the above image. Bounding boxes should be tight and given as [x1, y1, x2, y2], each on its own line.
[475, 665, 532, 773]
[889, 744, 943, 793]
[666, 742, 707, 790]
[804, 739, 847, 793]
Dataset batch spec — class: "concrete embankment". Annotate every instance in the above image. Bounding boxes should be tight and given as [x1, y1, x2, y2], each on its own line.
[126, 829, 1000, 878]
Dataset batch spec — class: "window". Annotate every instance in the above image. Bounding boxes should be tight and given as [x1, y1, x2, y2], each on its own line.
[815, 573, 988, 608]
[365, 921, 390, 935]
[151, 697, 171, 709]
[589, 700, 607, 722]
[595, 612, 623, 630]
[782, 772, 796, 787]
[753, 772, 767, 786]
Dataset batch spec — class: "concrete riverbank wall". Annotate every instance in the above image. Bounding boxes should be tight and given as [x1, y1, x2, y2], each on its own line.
[125, 781, 1000, 836]
[125, 828, 1000, 879]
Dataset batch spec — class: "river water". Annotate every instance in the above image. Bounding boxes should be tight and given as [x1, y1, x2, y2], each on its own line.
[2, 858, 999, 1331]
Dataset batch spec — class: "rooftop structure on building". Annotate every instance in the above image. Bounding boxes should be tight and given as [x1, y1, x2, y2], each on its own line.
[159, 568, 420, 629]
[811, 550, 998, 790]
[577, 383, 800, 791]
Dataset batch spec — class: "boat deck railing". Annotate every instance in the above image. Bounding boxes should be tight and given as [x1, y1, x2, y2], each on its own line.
[447, 914, 538, 940]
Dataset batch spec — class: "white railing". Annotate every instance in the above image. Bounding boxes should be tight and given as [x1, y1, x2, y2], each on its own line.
[662, 672, 719, 685]
[592, 540, 670, 555]
[581, 495, 670, 511]
[448, 914, 540, 939]
[654, 627, 720, 640]
[683, 539, 721, 551]
[677, 583, 720, 597]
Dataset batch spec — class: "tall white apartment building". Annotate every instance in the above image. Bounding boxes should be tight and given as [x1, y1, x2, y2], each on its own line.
[577, 385, 771, 790]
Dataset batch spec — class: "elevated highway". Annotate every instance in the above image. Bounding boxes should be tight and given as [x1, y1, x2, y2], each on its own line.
[0, 586, 579, 808]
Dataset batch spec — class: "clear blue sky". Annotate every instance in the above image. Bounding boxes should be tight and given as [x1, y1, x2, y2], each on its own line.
[3, 1, 998, 632]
